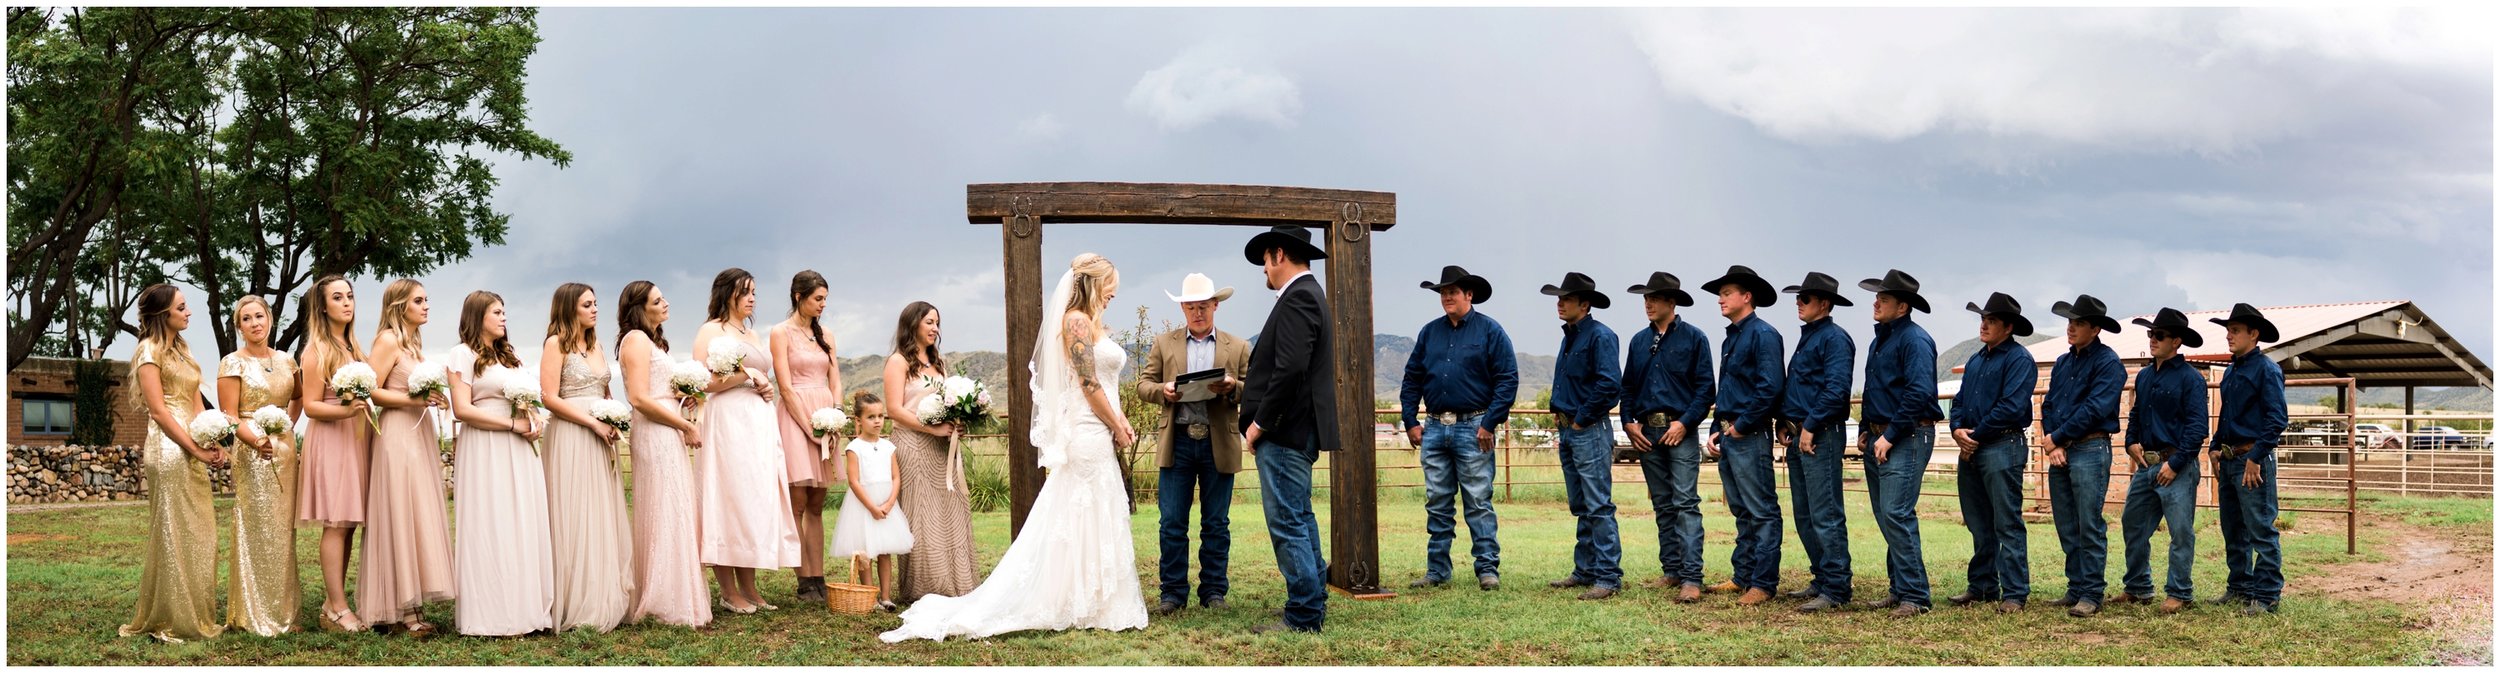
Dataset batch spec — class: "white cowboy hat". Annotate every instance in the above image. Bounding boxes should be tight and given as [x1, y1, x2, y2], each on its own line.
[1164, 273, 1235, 303]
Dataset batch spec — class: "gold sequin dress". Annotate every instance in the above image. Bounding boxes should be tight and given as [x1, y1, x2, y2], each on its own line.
[219, 350, 301, 636]
[118, 343, 226, 643]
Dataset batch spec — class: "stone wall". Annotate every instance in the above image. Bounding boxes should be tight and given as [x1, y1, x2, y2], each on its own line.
[8, 445, 234, 504]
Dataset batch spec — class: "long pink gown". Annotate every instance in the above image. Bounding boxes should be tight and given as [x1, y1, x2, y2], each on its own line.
[694, 335, 801, 569]
[358, 355, 457, 625]
[628, 346, 713, 627]
[450, 348, 555, 636]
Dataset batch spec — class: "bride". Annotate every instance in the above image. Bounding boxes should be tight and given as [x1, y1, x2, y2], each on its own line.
[880, 253, 1149, 642]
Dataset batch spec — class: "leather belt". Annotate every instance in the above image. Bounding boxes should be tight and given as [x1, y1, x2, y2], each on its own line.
[1864, 421, 1935, 436]
[2069, 432, 2112, 445]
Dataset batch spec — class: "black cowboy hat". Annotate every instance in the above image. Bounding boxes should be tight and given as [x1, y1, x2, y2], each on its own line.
[1419, 265, 1493, 304]
[1856, 269, 1931, 314]
[1242, 225, 1329, 266]
[2208, 302, 2280, 343]
[1699, 265, 1777, 307]
[1780, 271, 1855, 307]
[1965, 292, 2034, 337]
[1538, 271, 1611, 310]
[2130, 307, 2206, 349]
[2050, 294, 2123, 334]
[1624, 271, 1694, 307]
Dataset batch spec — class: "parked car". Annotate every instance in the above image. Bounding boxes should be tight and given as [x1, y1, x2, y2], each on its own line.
[2353, 423, 2403, 450]
[2407, 426, 2473, 451]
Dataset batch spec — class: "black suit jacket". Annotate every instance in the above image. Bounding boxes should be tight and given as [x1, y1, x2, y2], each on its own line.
[1241, 273, 1341, 452]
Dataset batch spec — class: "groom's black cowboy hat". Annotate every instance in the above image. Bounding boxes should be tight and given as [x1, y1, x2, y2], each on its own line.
[1699, 265, 1778, 307]
[1538, 272, 1611, 309]
[1419, 265, 1493, 303]
[1780, 271, 1855, 307]
[1965, 292, 2034, 337]
[2208, 302, 2281, 343]
[1624, 271, 1694, 307]
[2050, 294, 2123, 334]
[1857, 269, 1932, 314]
[2131, 307, 2206, 348]
[1243, 225, 1329, 266]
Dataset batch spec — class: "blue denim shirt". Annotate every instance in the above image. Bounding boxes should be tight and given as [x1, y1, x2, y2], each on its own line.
[1399, 309, 1520, 430]
[2125, 354, 2209, 472]
[1549, 316, 1621, 429]
[1861, 316, 1944, 445]
[1778, 316, 1856, 431]
[1712, 312, 1786, 435]
[2041, 340, 2125, 447]
[2212, 349, 2288, 461]
[1950, 338, 2038, 445]
[1620, 315, 1714, 430]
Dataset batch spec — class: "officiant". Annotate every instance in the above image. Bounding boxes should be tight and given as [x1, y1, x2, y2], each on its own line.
[1135, 272, 1252, 616]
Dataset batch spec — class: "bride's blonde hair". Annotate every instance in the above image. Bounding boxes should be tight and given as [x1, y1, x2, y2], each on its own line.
[1063, 253, 1116, 324]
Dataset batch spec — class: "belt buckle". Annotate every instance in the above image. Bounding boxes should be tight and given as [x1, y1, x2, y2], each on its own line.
[1643, 413, 1669, 428]
[1435, 411, 1457, 425]
[1186, 424, 1210, 440]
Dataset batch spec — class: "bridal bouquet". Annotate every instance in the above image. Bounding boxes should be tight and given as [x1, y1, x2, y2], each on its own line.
[809, 407, 848, 461]
[914, 374, 990, 491]
[668, 359, 712, 423]
[330, 362, 380, 432]
[187, 409, 238, 455]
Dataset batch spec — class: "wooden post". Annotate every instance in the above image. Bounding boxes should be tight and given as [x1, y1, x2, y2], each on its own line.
[1323, 211, 1385, 596]
[1002, 213, 1045, 536]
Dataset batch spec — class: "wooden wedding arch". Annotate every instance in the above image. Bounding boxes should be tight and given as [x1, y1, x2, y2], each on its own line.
[970, 182, 1397, 596]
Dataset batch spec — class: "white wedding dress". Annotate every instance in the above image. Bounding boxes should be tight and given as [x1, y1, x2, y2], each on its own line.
[879, 333, 1148, 642]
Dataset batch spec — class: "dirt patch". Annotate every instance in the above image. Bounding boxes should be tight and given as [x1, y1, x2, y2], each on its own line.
[2310, 518, 2492, 665]
[7, 533, 69, 545]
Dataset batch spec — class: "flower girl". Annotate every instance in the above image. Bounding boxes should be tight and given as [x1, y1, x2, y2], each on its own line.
[831, 391, 914, 612]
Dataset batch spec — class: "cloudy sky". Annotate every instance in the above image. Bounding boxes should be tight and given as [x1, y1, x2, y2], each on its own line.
[150, 7, 2493, 377]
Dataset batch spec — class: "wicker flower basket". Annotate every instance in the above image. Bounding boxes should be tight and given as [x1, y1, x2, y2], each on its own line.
[826, 552, 879, 615]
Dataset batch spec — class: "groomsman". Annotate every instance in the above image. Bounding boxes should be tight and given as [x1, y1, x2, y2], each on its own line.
[1137, 273, 1250, 616]
[1949, 292, 2040, 613]
[1699, 265, 1784, 606]
[1538, 272, 1623, 600]
[2209, 303, 2288, 616]
[2041, 294, 2126, 617]
[1776, 272, 1855, 613]
[2114, 307, 2208, 615]
[1856, 270, 1944, 617]
[1239, 225, 1339, 634]
[1620, 272, 1715, 603]
[1399, 265, 1519, 592]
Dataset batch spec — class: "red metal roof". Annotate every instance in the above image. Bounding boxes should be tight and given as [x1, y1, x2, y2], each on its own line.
[2022, 300, 2407, 364]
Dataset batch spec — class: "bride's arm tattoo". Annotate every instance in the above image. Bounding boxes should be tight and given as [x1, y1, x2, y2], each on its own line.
[1066, 315, 1102, 394]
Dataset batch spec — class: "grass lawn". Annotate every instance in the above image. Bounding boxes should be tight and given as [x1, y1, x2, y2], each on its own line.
[6, 479, 2481, 665]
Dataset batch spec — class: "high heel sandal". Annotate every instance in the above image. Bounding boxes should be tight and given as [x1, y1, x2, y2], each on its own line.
[320, 606, 368, 633]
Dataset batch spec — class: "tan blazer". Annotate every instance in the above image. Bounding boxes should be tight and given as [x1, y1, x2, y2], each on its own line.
[1135, 327, 1251, 474]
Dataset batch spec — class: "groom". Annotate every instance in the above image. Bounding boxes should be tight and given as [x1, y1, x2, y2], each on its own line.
[1240, 225, 1339, 634]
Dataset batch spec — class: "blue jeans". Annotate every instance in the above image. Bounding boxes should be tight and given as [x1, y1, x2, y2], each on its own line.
[2215, 451, 2283, 605]
[1717, 429, 1783, 592]
[1785, 424, 1851, 601]
[1555, 420, 1621, 589]
[1255, 438, 1328, 631]
[1862, 427, 1935, 607]
[1158, 433, 1234, 606]
[2047, 437, 2113, 603]
[1419, 414, 1500, 581]
[2120, 452, 2199, 600]
[1636, 423, 1704, 586]
[1958, 436, 2030, 602]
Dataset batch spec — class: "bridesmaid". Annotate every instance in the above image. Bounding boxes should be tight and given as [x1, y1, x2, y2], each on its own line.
[885, 301, 976, 602]
[360, 278, 457, 636]
[295, 273, 373, 632]
[692, 268, 801, 613]
[618, 280, 713, 627]
[448, 291, 556, 637]
[772, 270, 843, 604]
[539, 282, 635, 632]
[118, 284, 229, 643]
[217, 295, 301, 636]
